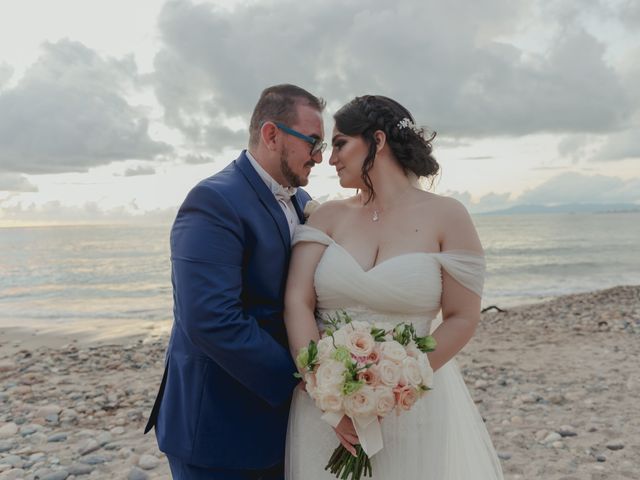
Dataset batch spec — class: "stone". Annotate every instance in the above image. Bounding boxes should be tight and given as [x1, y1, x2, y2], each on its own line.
[497, 452, 512, 460]
[78, 455, 108, 465]
[0, 440, 13, 453]
[558, 426, 577, 437]
[127, 467, 149, 480]
[41, 471, 70, 480]
[47, 432, 68, 442]
[543, 432, 562, 444]
[109, 427, 125, 435]
[0, 469, 26, 480]
[34, 406, 62, 418]
[138, 454, 159, 470]
[67, 464, 94, 476]
[606, 441, 624, 451]
[77, 439, 100, 456]
[0, 423, 18, 439]
[596, 454, 606, 462]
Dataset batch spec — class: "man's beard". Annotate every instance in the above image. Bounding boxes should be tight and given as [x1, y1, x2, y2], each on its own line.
[279, 148, 307, 187]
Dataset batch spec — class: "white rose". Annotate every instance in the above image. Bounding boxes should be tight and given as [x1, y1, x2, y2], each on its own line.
[315, 359, 346, 390]
[316, 389, 343, 412]
[346, 330, 375, 358]
[417, 354, 434, 389]
[303, 200, 321, 219]
[377, 359, 401, 387]
[380, 341, 407, 364]
[343, 385, 377, 418]
[317, 336, 336, 362]
[374, 387, 396, 417]
[400, 357, 422, 387]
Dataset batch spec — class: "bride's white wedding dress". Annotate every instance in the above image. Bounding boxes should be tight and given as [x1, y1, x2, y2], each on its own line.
[285, 225, 504, 480]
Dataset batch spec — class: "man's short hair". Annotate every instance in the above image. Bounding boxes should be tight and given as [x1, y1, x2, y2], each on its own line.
[248, 84, 325, 148]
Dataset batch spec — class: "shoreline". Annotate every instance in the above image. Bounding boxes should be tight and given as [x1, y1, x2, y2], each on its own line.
[1, 285, 638, 479]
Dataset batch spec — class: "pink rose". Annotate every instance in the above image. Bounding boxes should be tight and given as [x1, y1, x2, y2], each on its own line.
[316, 389, 343, 412]
[357, 366, 381, 387]
[367, 345, 381, 364]
[315, 359, 346, 390]
[394, 385, 419, 411]
[346, 330, 375, 357]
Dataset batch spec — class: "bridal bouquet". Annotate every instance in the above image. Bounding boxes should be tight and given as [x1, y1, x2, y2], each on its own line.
[295, 311, 436, 480]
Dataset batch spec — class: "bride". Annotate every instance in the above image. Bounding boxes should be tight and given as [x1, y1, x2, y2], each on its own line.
[283, 95, 504, 479]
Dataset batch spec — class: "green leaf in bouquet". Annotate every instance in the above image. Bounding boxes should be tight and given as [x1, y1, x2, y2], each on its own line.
[296, 346, 310, 370]
[342, 380, 364, 396]
[415, 335, 437, 353]
[332, 346, 351, 363]
[370, 327, 386, 342]
[392, 322, 414, 346]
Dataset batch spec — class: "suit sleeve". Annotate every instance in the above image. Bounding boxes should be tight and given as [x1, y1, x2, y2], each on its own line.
[170, 183, 298, 407]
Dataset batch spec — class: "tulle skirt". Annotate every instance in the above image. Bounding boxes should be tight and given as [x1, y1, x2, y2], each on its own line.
[285, 359, 504, 480]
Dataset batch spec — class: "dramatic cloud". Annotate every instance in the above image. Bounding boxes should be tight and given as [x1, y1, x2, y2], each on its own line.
[152, 0, 635, 153]
[0, 173, 38, 192]
[0, 39, 171, 175]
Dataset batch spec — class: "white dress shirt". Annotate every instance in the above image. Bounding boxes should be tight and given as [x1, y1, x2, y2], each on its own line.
[246, 151, 299, 239]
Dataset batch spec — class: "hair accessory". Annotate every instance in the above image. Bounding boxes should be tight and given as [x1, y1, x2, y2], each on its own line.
[396, 117, 419, 133]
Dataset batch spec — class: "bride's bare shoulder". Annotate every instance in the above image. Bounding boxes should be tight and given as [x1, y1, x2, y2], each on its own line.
[416, 191, 470, 215]
[306, 197, 356, 233]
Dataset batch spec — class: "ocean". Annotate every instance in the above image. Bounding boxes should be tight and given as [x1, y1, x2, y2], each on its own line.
[1, 212, 639, 327]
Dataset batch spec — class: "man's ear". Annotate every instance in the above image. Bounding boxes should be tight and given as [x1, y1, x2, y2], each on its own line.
[261, 122, 280, 151]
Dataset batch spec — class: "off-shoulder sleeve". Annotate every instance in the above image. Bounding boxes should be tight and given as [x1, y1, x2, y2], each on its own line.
[435, 251, 486, 297]
[292, 225, 334, 247]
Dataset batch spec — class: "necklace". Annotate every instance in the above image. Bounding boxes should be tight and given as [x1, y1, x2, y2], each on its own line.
[366, 187, 415, 222]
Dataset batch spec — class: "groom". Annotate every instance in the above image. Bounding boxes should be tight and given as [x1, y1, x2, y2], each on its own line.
[145, 84, 326, 479]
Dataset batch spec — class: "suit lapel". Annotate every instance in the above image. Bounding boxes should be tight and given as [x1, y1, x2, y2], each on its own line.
[235, 151, 291, 249]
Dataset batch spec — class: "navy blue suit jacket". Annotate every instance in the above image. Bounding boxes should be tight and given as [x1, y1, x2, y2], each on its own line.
[145, 151, 310, 469]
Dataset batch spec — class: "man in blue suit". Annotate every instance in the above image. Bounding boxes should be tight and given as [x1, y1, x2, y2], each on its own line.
[145, 84, 326, 479]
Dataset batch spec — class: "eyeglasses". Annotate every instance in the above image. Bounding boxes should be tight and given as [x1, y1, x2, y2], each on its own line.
[274, 122, 327, 156]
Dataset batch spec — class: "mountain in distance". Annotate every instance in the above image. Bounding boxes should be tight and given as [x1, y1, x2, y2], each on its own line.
[479, 203, 640, 215]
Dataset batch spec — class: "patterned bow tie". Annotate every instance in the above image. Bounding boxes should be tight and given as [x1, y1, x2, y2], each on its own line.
[273, 185, 296, 203]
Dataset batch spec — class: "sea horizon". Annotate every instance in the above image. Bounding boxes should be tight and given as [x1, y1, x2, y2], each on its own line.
[1, 211, 639, 329]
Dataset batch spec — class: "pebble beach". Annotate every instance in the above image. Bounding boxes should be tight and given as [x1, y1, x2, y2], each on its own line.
[1, 285, 638, 479]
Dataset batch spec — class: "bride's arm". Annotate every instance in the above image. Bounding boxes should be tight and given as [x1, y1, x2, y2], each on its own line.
[284, 240, 326, 364]
[428, 198, 484, 372]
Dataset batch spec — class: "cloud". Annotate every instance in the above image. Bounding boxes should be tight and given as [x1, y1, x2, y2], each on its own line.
[0, 62, 12, 90]
[0, 200, 177, 226]
[0, 173, 38, 192]
[517, 172, 640, 205]
[183, 153, 214, 164]
[151, 0, 634, 153]
[122, 165, 157, 176]
[0, 39, 171, 175]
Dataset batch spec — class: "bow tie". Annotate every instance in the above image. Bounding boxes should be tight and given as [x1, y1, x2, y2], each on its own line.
[273, 185, 296, 203]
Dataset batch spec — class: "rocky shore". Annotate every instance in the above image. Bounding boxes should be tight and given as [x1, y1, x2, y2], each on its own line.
[1, 285, 639, 479]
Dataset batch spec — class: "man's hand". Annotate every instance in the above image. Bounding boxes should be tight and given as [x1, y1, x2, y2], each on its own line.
[333, 415, 359, 456]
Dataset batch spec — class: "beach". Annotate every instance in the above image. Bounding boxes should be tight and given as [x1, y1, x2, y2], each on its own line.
[1, 285, 638, 479]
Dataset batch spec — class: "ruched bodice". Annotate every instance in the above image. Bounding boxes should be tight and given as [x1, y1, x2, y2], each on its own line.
[292, 225, 487, 335]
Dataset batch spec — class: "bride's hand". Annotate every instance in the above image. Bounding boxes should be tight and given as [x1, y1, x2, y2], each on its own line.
[333, 415, 359, 456]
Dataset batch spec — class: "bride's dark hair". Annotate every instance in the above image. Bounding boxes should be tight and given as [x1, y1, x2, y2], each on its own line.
[333, 95, 439, 203]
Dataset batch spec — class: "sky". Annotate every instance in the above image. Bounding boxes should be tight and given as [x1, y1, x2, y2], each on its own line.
[0, 0, 639, 226]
